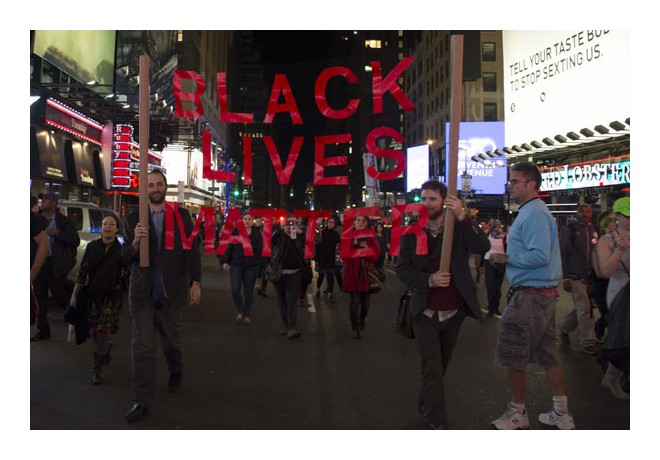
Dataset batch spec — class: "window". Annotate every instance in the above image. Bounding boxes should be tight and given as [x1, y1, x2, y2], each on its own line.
[68, 207, 83, 231]
[484, 103, 498, 121]
[89, 210, 106, 233]
[483, 72, 497, 92]
[365, 39, 381, 49]
[482, 42, 496, 61]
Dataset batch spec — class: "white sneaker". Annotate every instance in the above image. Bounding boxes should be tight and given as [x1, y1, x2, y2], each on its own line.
[491, 404, 530, 429]
[538, 409, 575, 429]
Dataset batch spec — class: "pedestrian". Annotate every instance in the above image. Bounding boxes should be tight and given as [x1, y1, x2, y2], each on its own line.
[220, 211, 263, 325]
[314, 216, 342, 302]
[30, 195, 48, 284]
[68, 214, 124, 385]
[595, 197, 630, 400]
[342, 215, 381, 339]
[121, 170, 202, 422]
[592, 212, 616, 342]
[473, 221, 490, 284]
[374, 221, 389, 278]
[31, 195, 48, 325]
[490, 162, 575, 430]
[254, 216, 270, 297]
[31, 192, 80, 342]
[271, 215, 306, 339]
[558, 204, 599, 355]
[295, 216, 313, 306]
[483, 218, 507, 317]
[395, 179, 489, 428]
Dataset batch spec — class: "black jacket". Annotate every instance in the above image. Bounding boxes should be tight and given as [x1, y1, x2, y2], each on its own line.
[396, 217, 490, 321]
[122, 206, 202, 309]
[40, 210, 80, 277]
[220, 229, 263, 268]
[559, 221, 597, 280]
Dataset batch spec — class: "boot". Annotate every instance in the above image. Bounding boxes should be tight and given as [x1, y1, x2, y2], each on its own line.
[101, 343, 113, 367]
[92, 352, 104, 385]
[601, 363, 629, 400]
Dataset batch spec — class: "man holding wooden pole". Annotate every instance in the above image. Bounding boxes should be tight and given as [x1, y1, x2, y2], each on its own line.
[121, 56, 202, 422]
[395, 180, 489, 428]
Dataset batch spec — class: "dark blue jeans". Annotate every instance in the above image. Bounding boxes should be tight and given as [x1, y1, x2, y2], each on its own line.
[274, 272, 301, 330]
[484, 259, 506, 314]
[317, 267, 342, 293]
[229, 265, 259, 317]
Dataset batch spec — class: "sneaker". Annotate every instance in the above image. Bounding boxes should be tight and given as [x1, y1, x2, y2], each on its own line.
[579, 344, 597, 355]
[278, 327, 287, 336]
[491, 404, 530, 430]
[243, 317, 251, 325]
[326, 292, 334, 302]
[560, 332, 570, 344]
[538, 409, 575, 429]
[235, 314, 244, 324]
[287, 328, 301, 339]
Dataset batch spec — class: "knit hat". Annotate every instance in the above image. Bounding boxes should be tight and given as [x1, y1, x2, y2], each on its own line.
[612, 197, 630, 217]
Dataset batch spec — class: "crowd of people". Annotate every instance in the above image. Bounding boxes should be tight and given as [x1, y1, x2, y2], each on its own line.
[30, 164, 630, 427]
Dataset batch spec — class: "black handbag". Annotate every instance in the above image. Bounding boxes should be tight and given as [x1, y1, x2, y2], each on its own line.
[264, 261, 283, 283]
[395, 289, 414, 339]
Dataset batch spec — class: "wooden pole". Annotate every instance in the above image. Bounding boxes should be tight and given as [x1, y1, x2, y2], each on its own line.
[439, 35, 464, 273]
[139, 55, 150, 267]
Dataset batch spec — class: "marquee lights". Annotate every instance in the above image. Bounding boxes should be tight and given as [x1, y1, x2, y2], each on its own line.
[45, 97, 104, 146]
[111, 124, 164, 189]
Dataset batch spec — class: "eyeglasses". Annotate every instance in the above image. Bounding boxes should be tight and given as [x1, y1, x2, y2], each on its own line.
[507, 179, 533, 186]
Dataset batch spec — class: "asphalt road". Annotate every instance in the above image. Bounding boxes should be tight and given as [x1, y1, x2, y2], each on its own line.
[29, 254, 630, 433]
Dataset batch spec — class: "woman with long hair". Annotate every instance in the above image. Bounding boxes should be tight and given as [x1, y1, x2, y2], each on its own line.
[342, 216, 381, 339]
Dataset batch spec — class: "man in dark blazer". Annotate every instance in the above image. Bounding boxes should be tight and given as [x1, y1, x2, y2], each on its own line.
[395, 180, 489, 429]
[32, 192, 80, 341]
[121, 170, 202, 422]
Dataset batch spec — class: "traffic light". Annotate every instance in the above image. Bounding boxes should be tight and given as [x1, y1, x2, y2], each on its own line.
[289, 187, 294, 197]
[413, 194, 421, 202]
[233, 189, 240, 197]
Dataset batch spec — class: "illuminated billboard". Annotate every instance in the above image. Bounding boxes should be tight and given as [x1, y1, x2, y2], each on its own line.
[445, 121, 507, 195]
[540, 156, 630, 192]
[406, 144, 429, 192]
[33, 31, 116, 90]
[502, 30, 630, 146]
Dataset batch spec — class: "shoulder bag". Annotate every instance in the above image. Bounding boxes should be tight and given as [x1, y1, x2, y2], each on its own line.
[395, 288, 414, 338]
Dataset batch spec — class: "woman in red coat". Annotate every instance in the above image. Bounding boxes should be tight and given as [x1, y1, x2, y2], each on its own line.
[342, 216, 381, 339]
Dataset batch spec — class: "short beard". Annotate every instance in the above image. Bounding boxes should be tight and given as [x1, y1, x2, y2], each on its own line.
[149, 192, 165, 204]
[427, 208, 444, 221]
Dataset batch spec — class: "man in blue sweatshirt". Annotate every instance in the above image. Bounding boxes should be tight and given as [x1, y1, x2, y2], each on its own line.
[489, 162, 575, 430]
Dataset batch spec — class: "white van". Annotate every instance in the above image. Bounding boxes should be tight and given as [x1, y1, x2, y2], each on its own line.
[57, 200, 124, 282]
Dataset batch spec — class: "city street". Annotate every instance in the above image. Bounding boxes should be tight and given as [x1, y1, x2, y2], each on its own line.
[30, 254, 630, 431]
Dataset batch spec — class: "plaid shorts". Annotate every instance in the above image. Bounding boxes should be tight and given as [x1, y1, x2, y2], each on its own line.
[495, 289, 560, 370]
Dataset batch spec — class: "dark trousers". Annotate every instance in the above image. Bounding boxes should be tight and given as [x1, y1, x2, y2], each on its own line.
[484, 260, 506, 314]
[349, 291, 370, 330]
[274, 272, 301, 329]
[229, 265, 259, 317]
[412, 308, 466, 426]
[129, 298, 182, 407]
[33, 257, 71, 337]
[317, 267, 342, 293]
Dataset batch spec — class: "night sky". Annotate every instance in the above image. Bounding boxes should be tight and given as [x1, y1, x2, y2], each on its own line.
[255, 30, 333, 63]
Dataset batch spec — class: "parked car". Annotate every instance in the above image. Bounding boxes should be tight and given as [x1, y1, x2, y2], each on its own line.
[57, 200, 124, 282]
